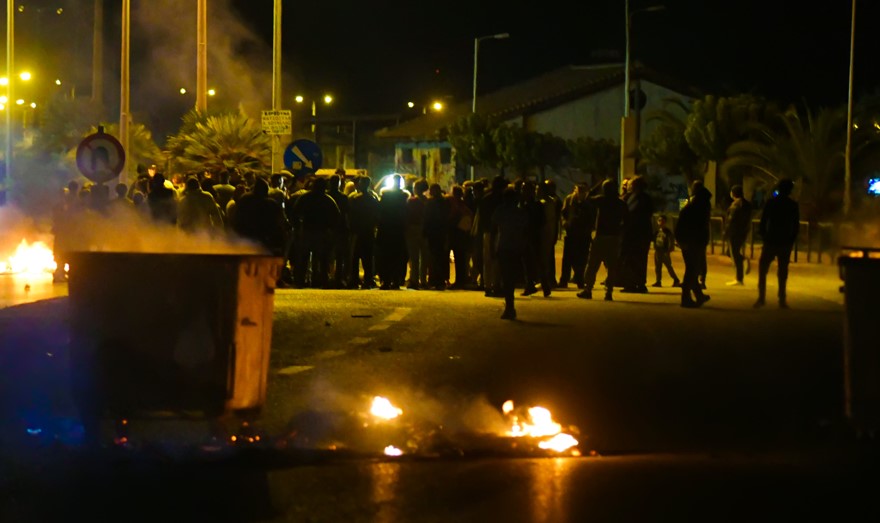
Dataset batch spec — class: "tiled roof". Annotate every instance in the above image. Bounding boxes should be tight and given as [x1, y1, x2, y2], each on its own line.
[375, 63, 703, 140]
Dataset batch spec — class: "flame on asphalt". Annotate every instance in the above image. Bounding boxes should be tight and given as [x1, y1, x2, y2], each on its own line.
[0, 239, 57, 274]
[502, 400, 579, 453]
[370, 396, 403, 420]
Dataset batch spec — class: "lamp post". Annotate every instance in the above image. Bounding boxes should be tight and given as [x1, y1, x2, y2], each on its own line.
[3, 0, 13, 205]
[621, 1, 664, 186]
[471, 32, 509, 180]
[844, 0, 856, 217]
[295, 94, 333, 143]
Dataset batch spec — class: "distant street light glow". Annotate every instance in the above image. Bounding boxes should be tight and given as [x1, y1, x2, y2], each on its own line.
[207, 88, 216, 96]
[19, 72, 30, 81]
[0, 78, 8, 86]
[407, 101, 415, 108]
[295, 95, 304, 103]
[15, 99, 23, 106]
[179, 87, 187, 94]
[55, 79, 61, 86]
[0, 96, 7, 104]
[432, 101, 443, 111]
[29, 102, 35, 108]
[323, 94, 333, 105]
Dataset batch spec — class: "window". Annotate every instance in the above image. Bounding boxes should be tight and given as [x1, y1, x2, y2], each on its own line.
[400, 148, 414, 163]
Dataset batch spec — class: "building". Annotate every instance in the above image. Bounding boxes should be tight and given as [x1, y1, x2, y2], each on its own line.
[374, 63, 702, 194]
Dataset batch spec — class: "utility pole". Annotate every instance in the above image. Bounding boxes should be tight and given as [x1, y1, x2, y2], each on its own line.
[4, 0, 13, 204]
[92, 0, 103, 104]
[196, 0, 207, 112]
[271, 0, 282, 173]
[844, 0, 856, 217]
[119, 0, 130, 184]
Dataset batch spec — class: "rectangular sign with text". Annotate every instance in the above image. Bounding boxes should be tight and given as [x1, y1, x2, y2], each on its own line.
[261, 110, 292, 135]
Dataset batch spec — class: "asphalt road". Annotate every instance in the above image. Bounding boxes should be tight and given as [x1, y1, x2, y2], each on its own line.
[3, 251, 878, 522]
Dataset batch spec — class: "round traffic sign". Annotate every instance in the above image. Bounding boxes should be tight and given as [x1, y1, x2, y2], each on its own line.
[76, 128, 126, 184]
[283, 139, 323, 178]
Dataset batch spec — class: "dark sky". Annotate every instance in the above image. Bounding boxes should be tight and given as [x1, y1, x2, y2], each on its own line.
[5, 0, 879, 138]
[231, 0, 880, 115]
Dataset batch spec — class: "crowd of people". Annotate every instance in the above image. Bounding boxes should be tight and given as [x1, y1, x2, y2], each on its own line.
[49, 164, 801, 318]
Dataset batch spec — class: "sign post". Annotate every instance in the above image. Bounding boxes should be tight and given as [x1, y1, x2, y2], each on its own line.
[283, 139, 323, 180]
[76, 126, 126, 184]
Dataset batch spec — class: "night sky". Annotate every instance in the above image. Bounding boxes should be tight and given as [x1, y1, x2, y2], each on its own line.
[5, 1, 880, 138]
[231, 0, 880, 114]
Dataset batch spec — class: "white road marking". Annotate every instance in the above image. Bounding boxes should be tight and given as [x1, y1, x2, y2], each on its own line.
[384, 307, 411, 322]
[316, 349, 347, 359]
[369, 323, 390, 331]
[350, 337, 372, 345]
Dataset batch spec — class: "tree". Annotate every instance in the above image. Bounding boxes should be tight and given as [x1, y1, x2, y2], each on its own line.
[31, 97, 106, 160]
[639, 97, 704, 185]
[444, 113, 501, 171]
[492, 123, 534, 178]
[164, 109, 270, 177]
[722, 105, 853, 220]
[567, 136, 618, 181]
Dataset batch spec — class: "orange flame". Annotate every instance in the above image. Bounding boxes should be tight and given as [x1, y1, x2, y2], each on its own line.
[370, 396, 403, 420]
[383, 445, 403, 456]
[0, 239, 57, 274]
[502, 400, 579, 453]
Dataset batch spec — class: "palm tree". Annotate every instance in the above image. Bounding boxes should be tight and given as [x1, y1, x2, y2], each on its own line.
[640, 97, 704, 185]
[722, 105, 850, 220]
[165, 109, 270, 177]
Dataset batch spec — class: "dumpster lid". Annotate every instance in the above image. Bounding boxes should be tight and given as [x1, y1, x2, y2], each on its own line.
[839, 246, 880, 259]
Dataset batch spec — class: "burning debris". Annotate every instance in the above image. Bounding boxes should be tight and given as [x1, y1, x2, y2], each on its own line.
[0, 239, 57, 275]
[278, 394, 583, 459]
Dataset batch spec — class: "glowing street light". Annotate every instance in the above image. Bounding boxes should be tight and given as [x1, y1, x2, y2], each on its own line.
[295, 94, 333, 141]
[179, 87, 187, 94]
[55, 79, 61, 86]
[208, 88, 216, 96]
[18, 71, 30, 81]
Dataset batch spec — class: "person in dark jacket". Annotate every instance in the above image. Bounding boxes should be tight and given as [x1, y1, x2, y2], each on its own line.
[376, 174, 410, 289]
[754, 178, 799, 308]
[724, 184, 754, 286]
[348, 176, 380, 289]
[577, 179, 628, 301]
[475, 176, 508, 297]
[652, 214, 680, 288]
[289, 177, 340, 288]
[492, 186, 529, 320]
[423, 183, 451, 290]
[674, 180, 712, 308]
[620, 175, 654, 293]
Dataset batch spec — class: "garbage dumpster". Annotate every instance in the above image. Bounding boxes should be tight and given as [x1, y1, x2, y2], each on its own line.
[67, 252, 283, 428]
[838, 246, 880, 432]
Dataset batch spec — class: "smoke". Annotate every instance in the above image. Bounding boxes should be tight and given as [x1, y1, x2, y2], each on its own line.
[57, 203, 267, 255]
[130, 0, 302, 138]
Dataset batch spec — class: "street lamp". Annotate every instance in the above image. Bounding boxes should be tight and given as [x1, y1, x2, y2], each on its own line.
[295, 94, 333, 141]
[471, 32, 509, 180]
[621, 1, 664, 186]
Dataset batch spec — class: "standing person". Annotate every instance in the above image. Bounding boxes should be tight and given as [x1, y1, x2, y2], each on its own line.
[492, 186, 529, 320]
[754, 178, 800, 308]
[538, 180, 560, 295]
[724, 184, 754, 286]
[559, 184, 590, 287]
[651, 215, 680, 288]
[476, 176, 508, 297]
[376, 174, 410, 289]
[288, 177, 340, 288]
[326, 174, 351, 288]
[519, 180, 544, 297]
[577, 180, 628, 301]
[447, 185, 474, 289]
[674, 181, 712, 308]
[468, 180, 486, 289]
[231, 177, 289, 257]
[177, 176, 224, 235]
[620, 175, 654, 293]
[147, 173, 178, 225]
[405, 179, 430, 289]
[212, 169, 237, 222]
[348, 176, 380, 289]
[423, 183, 451, 290]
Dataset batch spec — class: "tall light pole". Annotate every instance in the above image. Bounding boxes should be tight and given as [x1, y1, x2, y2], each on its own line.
[271, 0, 282, 173]
[471, 32, 509, 181]
[119, 0, 130, 184]
[621, 1, 664, 186]
[844, 0, 856, 217]
[3, 0, 12, 204]
[92, 0, 103, 104]
[196, 0, 207, 112]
